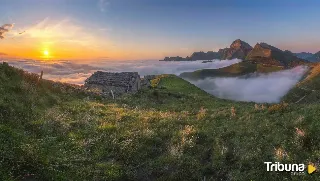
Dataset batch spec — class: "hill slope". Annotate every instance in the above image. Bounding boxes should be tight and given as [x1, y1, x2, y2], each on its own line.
[282, 63, 320, 103]
[1, 62, 320, 181]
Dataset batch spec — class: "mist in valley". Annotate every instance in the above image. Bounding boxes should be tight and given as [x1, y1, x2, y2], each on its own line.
[3, 58, 308, 103]
[184, 66, 308, 103]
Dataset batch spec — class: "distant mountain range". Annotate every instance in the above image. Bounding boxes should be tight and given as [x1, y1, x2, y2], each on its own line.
[295, 52, 320, 62]
[160, 39, 317, 67]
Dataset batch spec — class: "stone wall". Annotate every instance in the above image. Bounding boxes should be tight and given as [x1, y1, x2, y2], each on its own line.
[141, 75, 156, 88]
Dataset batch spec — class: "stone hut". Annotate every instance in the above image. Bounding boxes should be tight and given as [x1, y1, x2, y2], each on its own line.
[84, 71, 141, 97]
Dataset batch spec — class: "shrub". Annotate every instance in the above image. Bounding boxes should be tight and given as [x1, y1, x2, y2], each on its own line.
[196, 107, 207, 120]
[150, 75, 168, 88]
[268, 102, 289, 113]
[230, 106, 236, 117]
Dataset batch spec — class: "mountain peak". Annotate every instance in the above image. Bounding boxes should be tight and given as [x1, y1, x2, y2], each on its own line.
[230, 39, 252, 50]
[219, 39, 253, 60]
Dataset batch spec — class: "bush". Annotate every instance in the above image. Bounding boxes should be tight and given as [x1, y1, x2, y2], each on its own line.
[196, 107, 207, 120]
[268, 101, 289, 113]
[150, 75, 168, 88]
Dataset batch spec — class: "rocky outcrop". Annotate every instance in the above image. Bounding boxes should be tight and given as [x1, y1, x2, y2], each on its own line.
[246, 43, 308, 67]
[159, 39, 252, 61]
[84, 71, 141, 97]
[159, 52, 222, 61]
[159, 39, 311, 67]
[220, 39, 253, 60]
[188, 51, 221, 61]
[187, 39, 253, 60]
[159, 56, 189, 61]
[218, 48, 229, 58]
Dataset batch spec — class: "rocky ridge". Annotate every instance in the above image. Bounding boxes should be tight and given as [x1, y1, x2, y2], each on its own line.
[295, 51, 320, 62]
[246, 43, 307, 67]
[159, 39, 310, 68]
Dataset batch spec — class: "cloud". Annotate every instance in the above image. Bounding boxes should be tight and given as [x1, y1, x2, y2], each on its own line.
[185, 66, 308, 103]
[98, 0, 109, 12]
[24, 18, 84, 38]
[11, 18, 107, 48]
[0, 23, 14, 39]
[93, 59, 242, 76]
[0, 52, 8, 56]
[4, 59, 240, 85]
[4, 58, 307, 103]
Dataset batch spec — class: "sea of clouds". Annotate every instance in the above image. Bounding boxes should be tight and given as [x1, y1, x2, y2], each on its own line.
[185, 66, 308, 103]
[3, 59, 307, 103]
[5, 59, 242, 84]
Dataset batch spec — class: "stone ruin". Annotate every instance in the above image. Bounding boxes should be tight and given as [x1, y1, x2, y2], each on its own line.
[141, 75, 156, 87]
[84, 71, 141, 97]
[84, 71, 155, 98]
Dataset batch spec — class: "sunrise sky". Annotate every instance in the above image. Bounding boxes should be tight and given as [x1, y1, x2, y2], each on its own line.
[1, 0, 320, 61]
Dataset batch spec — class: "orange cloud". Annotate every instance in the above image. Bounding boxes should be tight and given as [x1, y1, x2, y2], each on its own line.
[2, 17, 180, 61]
[4, 18, 115, 60]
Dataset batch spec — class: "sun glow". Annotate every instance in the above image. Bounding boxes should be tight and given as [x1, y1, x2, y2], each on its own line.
[44, 50, 49, 56]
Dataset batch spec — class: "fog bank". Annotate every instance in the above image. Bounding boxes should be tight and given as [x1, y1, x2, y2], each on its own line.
[3, 58, 307, 103]
[185, 66, 308, 103]
[4, 59, 241, 84]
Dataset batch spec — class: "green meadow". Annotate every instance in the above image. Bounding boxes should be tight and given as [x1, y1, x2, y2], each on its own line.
[1, 62, 320, 181]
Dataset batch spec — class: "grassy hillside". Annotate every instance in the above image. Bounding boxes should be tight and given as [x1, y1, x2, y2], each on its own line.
[283, 63, 320, 104]
[179, 61, 284, 80]
[1, 62, 320, 181]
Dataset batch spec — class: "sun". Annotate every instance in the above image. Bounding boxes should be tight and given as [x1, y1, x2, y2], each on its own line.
[43, 50, 49, 56]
